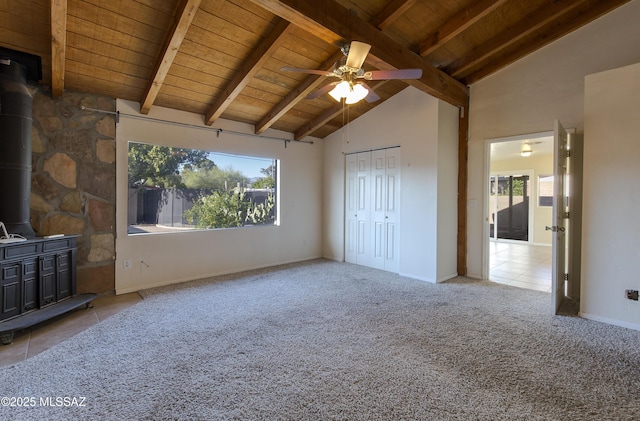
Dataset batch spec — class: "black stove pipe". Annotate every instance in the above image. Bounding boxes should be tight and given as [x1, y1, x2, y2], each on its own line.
[0, 58, 35, 238]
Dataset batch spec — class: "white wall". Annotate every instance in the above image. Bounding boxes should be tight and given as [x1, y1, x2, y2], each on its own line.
[436, 101, 460, 281]
[322, 87, 459, 283]
[467, 0, 640, 279]
[115, 100, 323, 293]
[581, 62, 640, 329]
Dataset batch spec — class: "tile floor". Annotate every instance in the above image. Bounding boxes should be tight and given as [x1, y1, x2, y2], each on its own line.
[0, 292, 142, 367]
[489, 241, 552, 292]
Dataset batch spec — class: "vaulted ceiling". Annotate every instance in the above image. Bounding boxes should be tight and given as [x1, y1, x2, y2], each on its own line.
[0, 0, 630, 139]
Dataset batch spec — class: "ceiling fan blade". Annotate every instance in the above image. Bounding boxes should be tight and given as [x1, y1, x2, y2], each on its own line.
[365, 90, 381, 103]
[359, 82, 380, 103]
[362, 69, 423, 80]
[281, 67, 333, 76]
[345, 41, 371, 69]
[306, 82, 338, 100]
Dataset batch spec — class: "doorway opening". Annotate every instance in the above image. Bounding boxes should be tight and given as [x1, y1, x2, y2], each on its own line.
[489, 173, 531, 242]
[486, 133, 554, 292]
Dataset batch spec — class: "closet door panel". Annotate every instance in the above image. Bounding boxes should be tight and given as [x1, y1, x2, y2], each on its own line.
[345, 155, 358, 263]
[344, 148, 400, 272]
[355, 152, 371, 266]
[370, 149, 387, 269]
[384, 148, 401, 273]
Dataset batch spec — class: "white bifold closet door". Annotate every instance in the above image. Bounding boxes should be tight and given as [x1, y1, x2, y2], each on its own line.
[345, 147, 400, 273]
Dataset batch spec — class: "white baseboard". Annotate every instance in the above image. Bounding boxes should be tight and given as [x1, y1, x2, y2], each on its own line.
[579, 312, 640, 332]
[437, 272, 459, 283]
[399, 272, 436, 284]
[115, 255, 323, 295]
[321, 254, 343, 263]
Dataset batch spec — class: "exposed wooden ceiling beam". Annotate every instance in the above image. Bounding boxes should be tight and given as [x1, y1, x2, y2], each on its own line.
[50, 0, 67, 98]
[445, 0, 587, 79]
[463, 0, 633, 84]
[205, 18, 293, 126]
[140, 0, 201, 114]
[294, 80, 388, 140]
[369, 0, 417, 30]
[250, 0, 468, 108]
[257, 0, 414, 135]
[418, 0, 508, 57]
[294, 103, 342, 141]
[255, 49, 343, 134]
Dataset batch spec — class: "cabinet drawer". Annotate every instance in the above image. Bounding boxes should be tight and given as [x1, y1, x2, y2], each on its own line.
[42, 239, 73, 252]
[4, 243, 39, 260]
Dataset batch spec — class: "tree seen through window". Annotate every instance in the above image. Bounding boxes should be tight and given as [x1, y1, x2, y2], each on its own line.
[127, 142, 277, 234]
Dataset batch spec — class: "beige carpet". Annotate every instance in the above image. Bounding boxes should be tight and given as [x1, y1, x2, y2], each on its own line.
[1, 259, 639, 420]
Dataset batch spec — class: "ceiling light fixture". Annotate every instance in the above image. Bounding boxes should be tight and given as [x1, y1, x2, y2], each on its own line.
[521, 143, 532, 157]
[328, 81, 349, 101]
[329, 80, 369, 104]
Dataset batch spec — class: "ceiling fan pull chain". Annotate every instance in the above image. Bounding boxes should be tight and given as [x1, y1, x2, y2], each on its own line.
[347, 102, 351, 144]
[342, 99, 346, 147]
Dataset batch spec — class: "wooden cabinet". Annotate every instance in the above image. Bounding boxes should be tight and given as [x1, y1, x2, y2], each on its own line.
[0, 262, 21, 320]
[0, 236, 77, 322]
[22, 258, 38, 312]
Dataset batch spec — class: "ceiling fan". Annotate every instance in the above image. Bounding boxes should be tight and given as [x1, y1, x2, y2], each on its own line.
[281, 41, 422, 104]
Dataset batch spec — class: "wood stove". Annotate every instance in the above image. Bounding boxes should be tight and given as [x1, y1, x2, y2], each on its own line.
[0, 48, 95, 345]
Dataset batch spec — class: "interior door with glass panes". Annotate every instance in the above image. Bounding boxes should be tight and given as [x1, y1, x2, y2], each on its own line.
[489, 174, 530, 242]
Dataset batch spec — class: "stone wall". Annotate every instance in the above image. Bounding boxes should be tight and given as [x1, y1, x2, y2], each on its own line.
[30, 86, 116, 294]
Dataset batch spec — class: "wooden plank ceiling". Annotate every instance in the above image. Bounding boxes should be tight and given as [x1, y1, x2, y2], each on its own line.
[0, 0, 631, 140]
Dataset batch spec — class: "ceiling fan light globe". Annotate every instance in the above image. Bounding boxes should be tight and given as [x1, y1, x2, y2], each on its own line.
[329, 80, 351, 102]
[345, 83, 369, 104]
[328, 88, 342, 102]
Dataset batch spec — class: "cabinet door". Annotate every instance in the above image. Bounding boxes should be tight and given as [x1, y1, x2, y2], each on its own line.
[39, 255, 57, 306]
[22, 259, 38, 312]
[57, 251, 72, 300]
[1, 263, 22, 320]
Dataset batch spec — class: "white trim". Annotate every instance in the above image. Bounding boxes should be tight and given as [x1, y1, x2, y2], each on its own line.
[399, 272, 436, 284]
[437, 273, 459, 283]
[115, 255, 322, 295]
[483, 130, 563, 280]
[579, 312, 640, 332]
[486, 131, 554, 144]
[532, 242, 552, 247]
[343, 145, 401, 155]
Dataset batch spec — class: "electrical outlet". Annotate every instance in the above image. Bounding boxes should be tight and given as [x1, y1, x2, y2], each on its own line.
[625, 289, 638, 301]
[123, 259, 132, 270]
